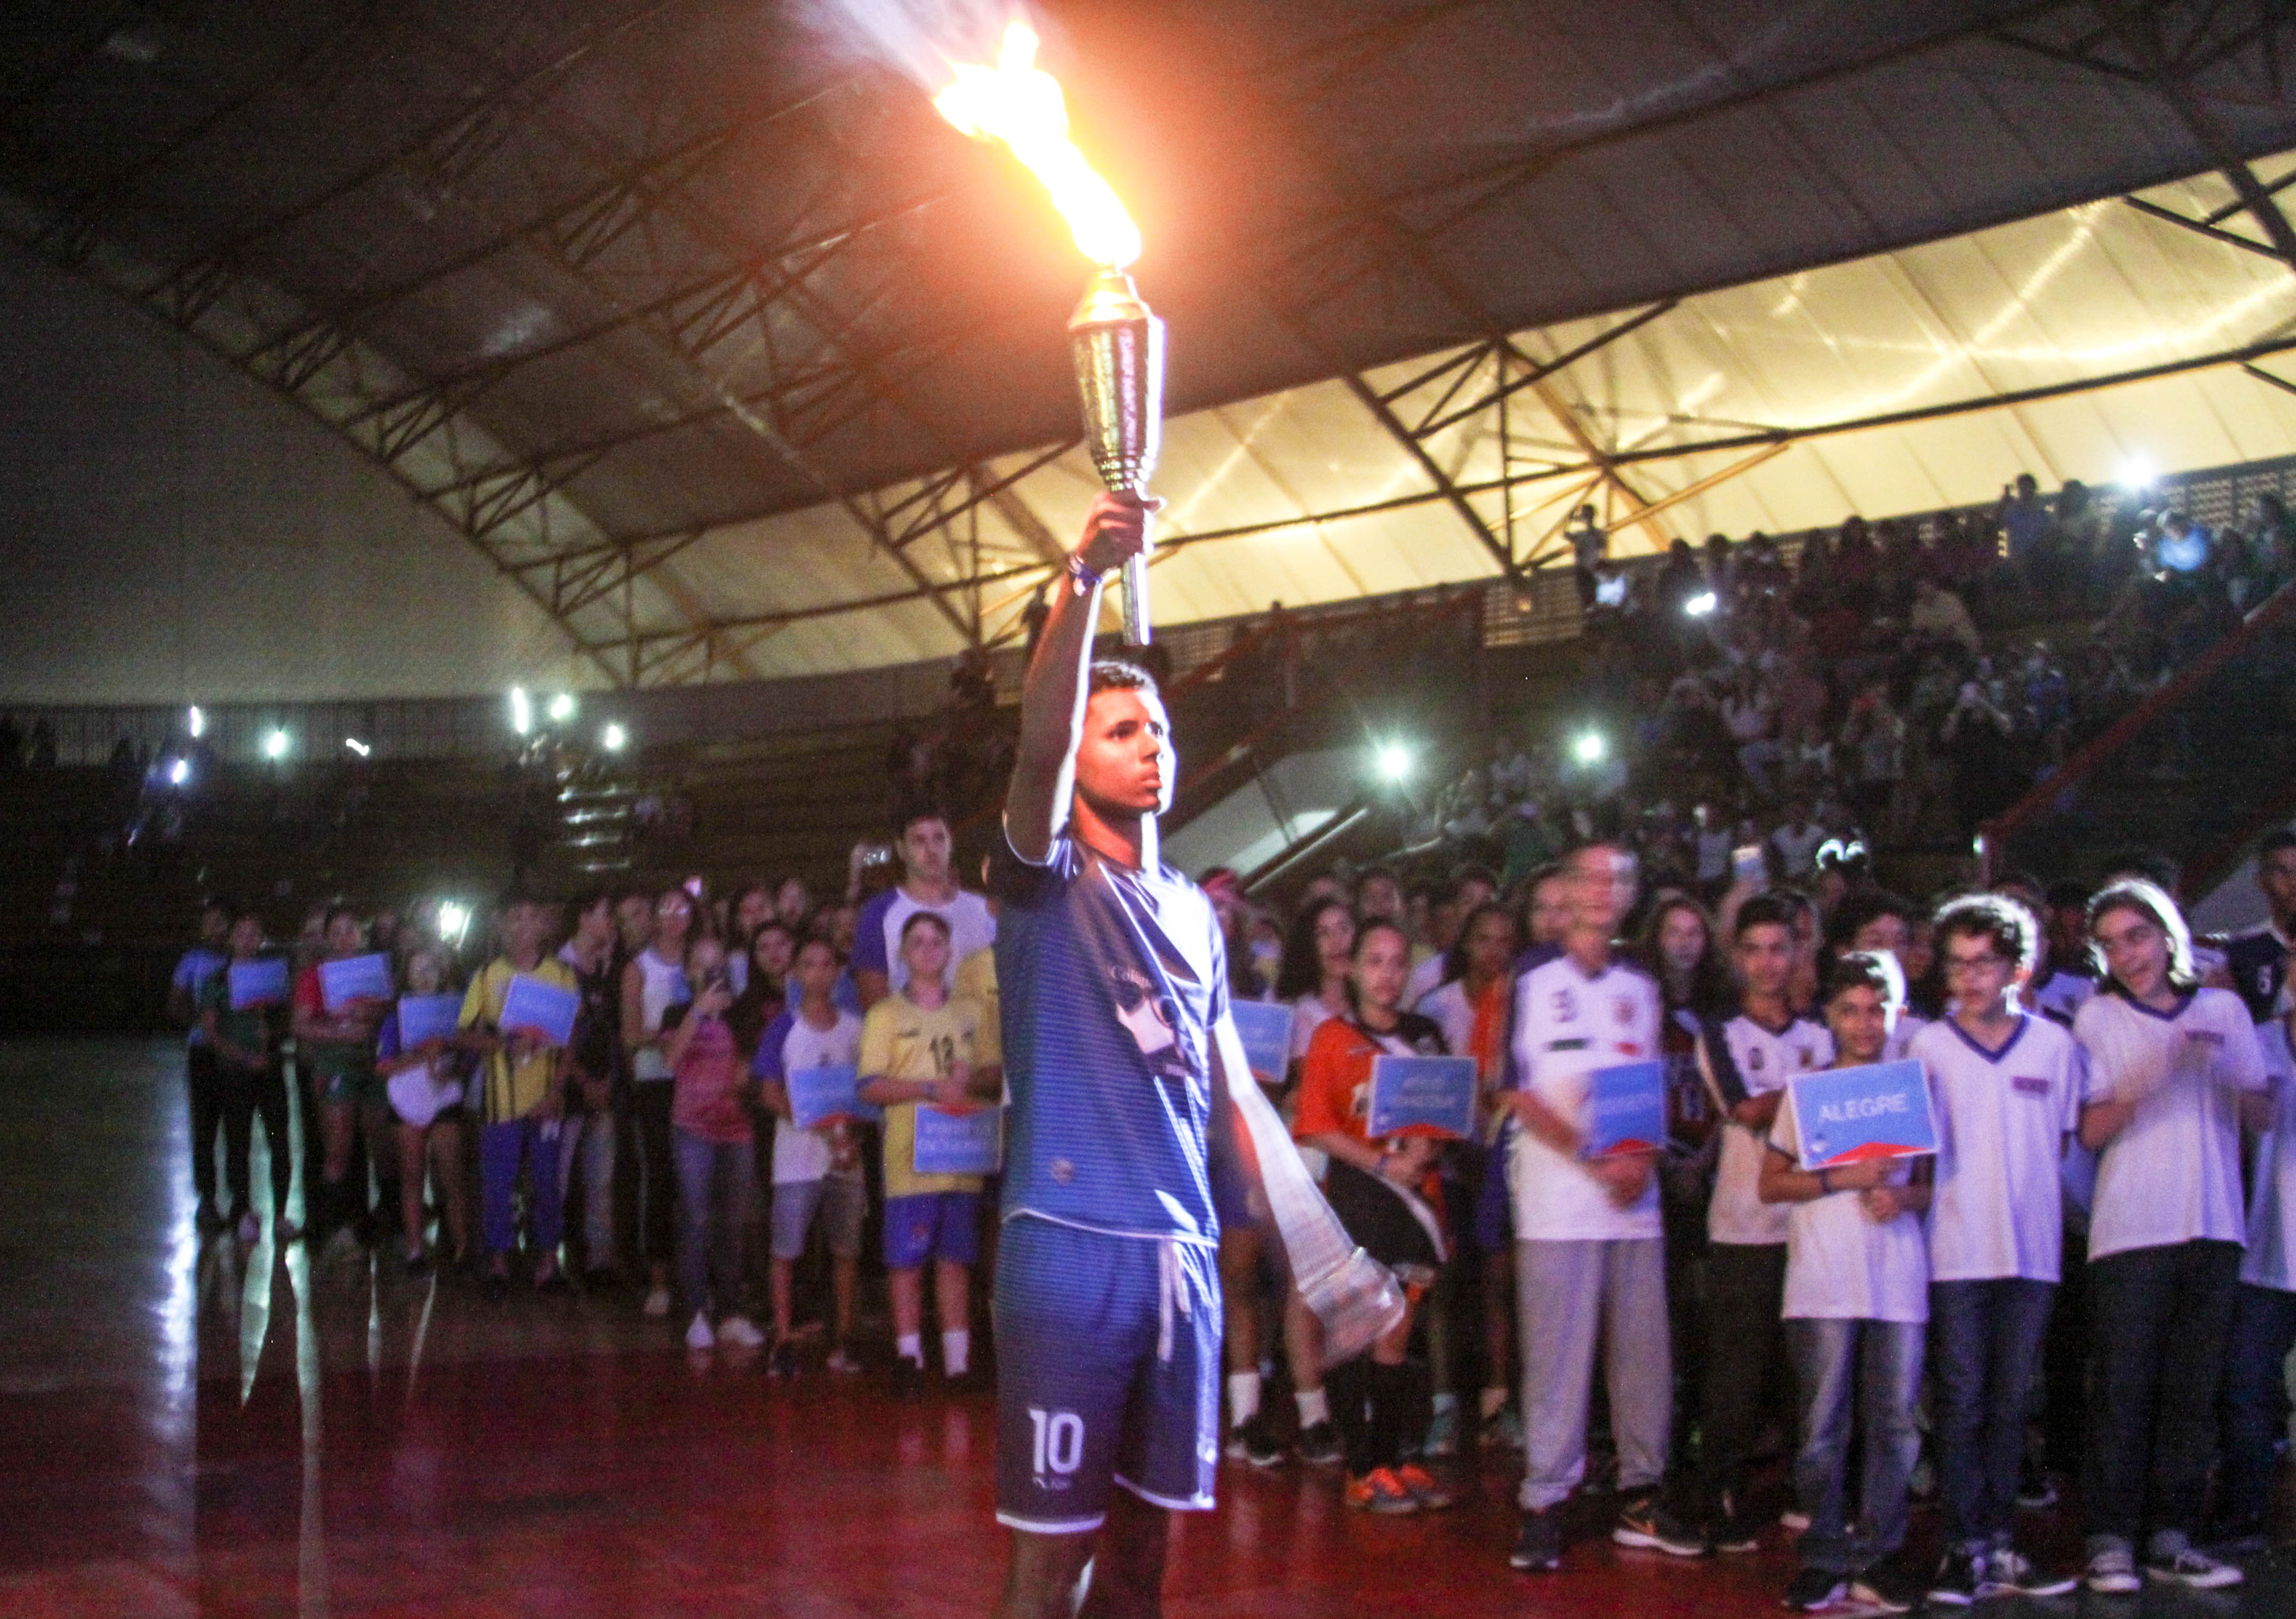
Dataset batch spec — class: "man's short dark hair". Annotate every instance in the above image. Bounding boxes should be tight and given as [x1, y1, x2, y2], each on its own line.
[1087, 659, 1159, 700]
[897, 808, 949, 840]
[1934, 892, 2039, 976]
[2259, 829, 2296, 861]
[1734, 893, 1800, 941]
[1826, 950, 1905, 1008]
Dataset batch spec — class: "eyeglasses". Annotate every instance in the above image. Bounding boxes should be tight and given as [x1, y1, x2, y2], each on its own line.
[1943, 953, 2008, 975]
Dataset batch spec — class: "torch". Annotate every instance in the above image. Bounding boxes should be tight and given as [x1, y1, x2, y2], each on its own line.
[1068, 267, 1164, 644]
[934, 23, 1162, 644]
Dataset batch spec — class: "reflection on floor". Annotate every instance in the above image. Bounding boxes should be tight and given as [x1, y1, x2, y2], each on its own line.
[0, 1037, 2290, 1616]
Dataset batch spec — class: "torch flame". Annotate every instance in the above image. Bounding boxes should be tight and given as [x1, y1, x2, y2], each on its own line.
[933, 22, 1141, 269]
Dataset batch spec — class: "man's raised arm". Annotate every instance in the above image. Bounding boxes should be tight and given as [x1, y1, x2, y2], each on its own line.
[1004, 493, 1153, 861]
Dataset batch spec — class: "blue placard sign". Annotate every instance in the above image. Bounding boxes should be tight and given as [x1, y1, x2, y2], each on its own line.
[913, 1104, 1002, 1176]
[1582, 1059, 1667, 1159]
[785, 1063, 880, 1130]
[499, 973, 580, 1048]
[228, 956, 290, 1010]
[1367, 1054, 1478, 1141]
[318, 952, 394, 1013]
[395, 993, 462, 1051]
[1787, 1061, 1937, 1171]
[1229, 1001, 1294, 1090]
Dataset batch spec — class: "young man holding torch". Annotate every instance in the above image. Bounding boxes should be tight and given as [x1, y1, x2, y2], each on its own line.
[991, 492, 1387, 1619]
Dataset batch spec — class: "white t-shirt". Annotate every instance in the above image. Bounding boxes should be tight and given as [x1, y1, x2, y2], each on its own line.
[2242, 1014, 2296, 1290]
[1701, 1012, 1832, 1247]
[1913, 1013, 2086, 1283]
[1768, 1090, 1930, 1323]
[1405, 950, 1450, 1009]
[2027, 968, 2095, 1031]
[1884, 1011, 1929, 1065]
[852, 884, 995, 995]
[755, 1006, 864, 1184]
[1770, 821, 1826, 878]
[1290, 992, 1338, 1064]
[2078, 988, 2270, 1262]
[1504, 954, 1664, 1243]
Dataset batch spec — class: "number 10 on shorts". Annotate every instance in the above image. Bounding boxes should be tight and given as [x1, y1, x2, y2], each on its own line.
[1028, 1407, 1083, 1480]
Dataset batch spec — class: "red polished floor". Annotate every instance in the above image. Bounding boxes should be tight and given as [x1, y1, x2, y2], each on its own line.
[2, 1037, 2292, 1617]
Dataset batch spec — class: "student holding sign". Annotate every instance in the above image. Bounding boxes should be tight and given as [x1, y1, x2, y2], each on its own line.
[2073, 879, 2272, 1594]
[858, 911, 996, 1389]
[199, 908, 296, 1248]
[292, 906, 393, 1255]
[753, 936, 868, 1377]
[1756, 953, 1932, 1615]
[459, 896, 576, 1296]
[1294, 918, 1454, 1515]
[374, 946, 470, 1274]
[1910, 894, 2083, 1605]
[1497, 842, 1671, 1574]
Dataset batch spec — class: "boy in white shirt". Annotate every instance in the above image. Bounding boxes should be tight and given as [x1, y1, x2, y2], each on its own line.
[752, 938, 868, 1378]
[2074, 879, 2273, 1593]
[2219, 975, 2296, 1551]
[1650, 894, 1831, 1556]
[1757, 953, 1931, 1614]
[1498, 842, 1672, 1574]
[1911, 894, 2083, 1605]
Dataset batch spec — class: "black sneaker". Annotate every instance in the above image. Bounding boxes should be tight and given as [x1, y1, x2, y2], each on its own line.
[1298, 1420, 1342, 1466]
[1985, 1544, 2077, 1598]
[1234, 1412, 1284, 1468]
[2015, 1457, 2058, 1509]
[1646, 1501, 1714, 1558]
[1611, 1488, 1664, 1549]
[1715, 1499, 1762, 1555]
[1511, 1507, 1564, 1572]
[1784, 1566, 1848, 1611]
[1927, 1545, 1987, 1607]
[1850, 1555, 1923, 1614]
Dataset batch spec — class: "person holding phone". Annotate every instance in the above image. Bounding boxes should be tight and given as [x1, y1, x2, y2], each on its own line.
[661, 934, 766, 1352]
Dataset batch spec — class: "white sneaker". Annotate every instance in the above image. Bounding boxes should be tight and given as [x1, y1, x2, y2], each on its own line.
[2084, 1546, 2141, 1595]
[1780, 1508, 1812, 1532]
[717, 1314, 765, 1349]
[2146, 1546, 2243, 1589]
[685, 1311, 716, 1351]
[642, 1284, 671, 1318]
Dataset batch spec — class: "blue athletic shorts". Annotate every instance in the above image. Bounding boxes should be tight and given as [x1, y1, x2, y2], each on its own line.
[993, 1216, 1221, 1534]
[882, 1191, 980, 1269]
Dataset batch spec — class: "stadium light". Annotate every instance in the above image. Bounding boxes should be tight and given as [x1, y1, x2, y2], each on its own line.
[1572, 730, 1607, 765]
[1374, 742, 1411, 782]
[509, 686, 532, 736]
[185, 704, 206, 739]
[435, 900, 471, 946]
[1684, 591, 1717, 617]
[548, 692, 576, 723]
[600, 721, 629, 753]
[2118, 453, 2156, 489]
[344, 737, 370, 758]
[261, 728, 290, 761]
[166, 757, 190, 787]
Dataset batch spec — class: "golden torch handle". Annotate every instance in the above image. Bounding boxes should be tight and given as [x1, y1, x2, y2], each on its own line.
[1070, 268, 1164, 649]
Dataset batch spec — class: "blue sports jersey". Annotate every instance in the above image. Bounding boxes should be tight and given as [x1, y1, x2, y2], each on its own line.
[991, 831, 1228, 1245]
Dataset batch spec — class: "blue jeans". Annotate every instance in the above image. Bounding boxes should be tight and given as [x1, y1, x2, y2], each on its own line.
[480, 1117, 564, 1259]
[1787, 1318, 1923, 1573]
[674, 1128, 754, 1318]
[2220, 1282, 2296, 1532]
[557, 1108, 615, 1269]
[1929, 1277, 2055, 1549]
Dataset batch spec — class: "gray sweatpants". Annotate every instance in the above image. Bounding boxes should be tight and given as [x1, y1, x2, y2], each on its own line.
[1517, 1237, 1673, 1512]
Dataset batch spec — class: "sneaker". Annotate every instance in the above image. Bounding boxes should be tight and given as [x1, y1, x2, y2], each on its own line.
[1423, 1404, 1459, 1457]
[1850, 1555, 1924, 1614]
[2083, 1545, 2141, 1594]
[1612, 1488, 1667, 1549]
[1395, 1463, 1455, 1510]
[2015, 1468, 2059, 1510]
[767, 1340, 799, 1379]
[1927, 1545, 1987, 1606]
[685, 1311, 716, 1351]
[2145, 1546, 2243, 1589]
[1783, 1566, 1849, 1611]
[1345, 1467, 1419, 1515]
[1231, 1412, 1284, 1468]
[1715, 1503, 1762, 1555]
[1779, 1508, 1812, 1532]
[1481, 1404, 1525, 1450]
[717, 1314, 764, 1349]
[825, 1343, 863, 1375]
[1645, 1501, 1714, 1558]
[642, 1283, 671, 1319]
[236, 1210, 262, 1247]
[1985, 1544, 2076, 1598]
[1297, 1420, 1342, 1466]
[1510, 1507, 1564, 1572]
